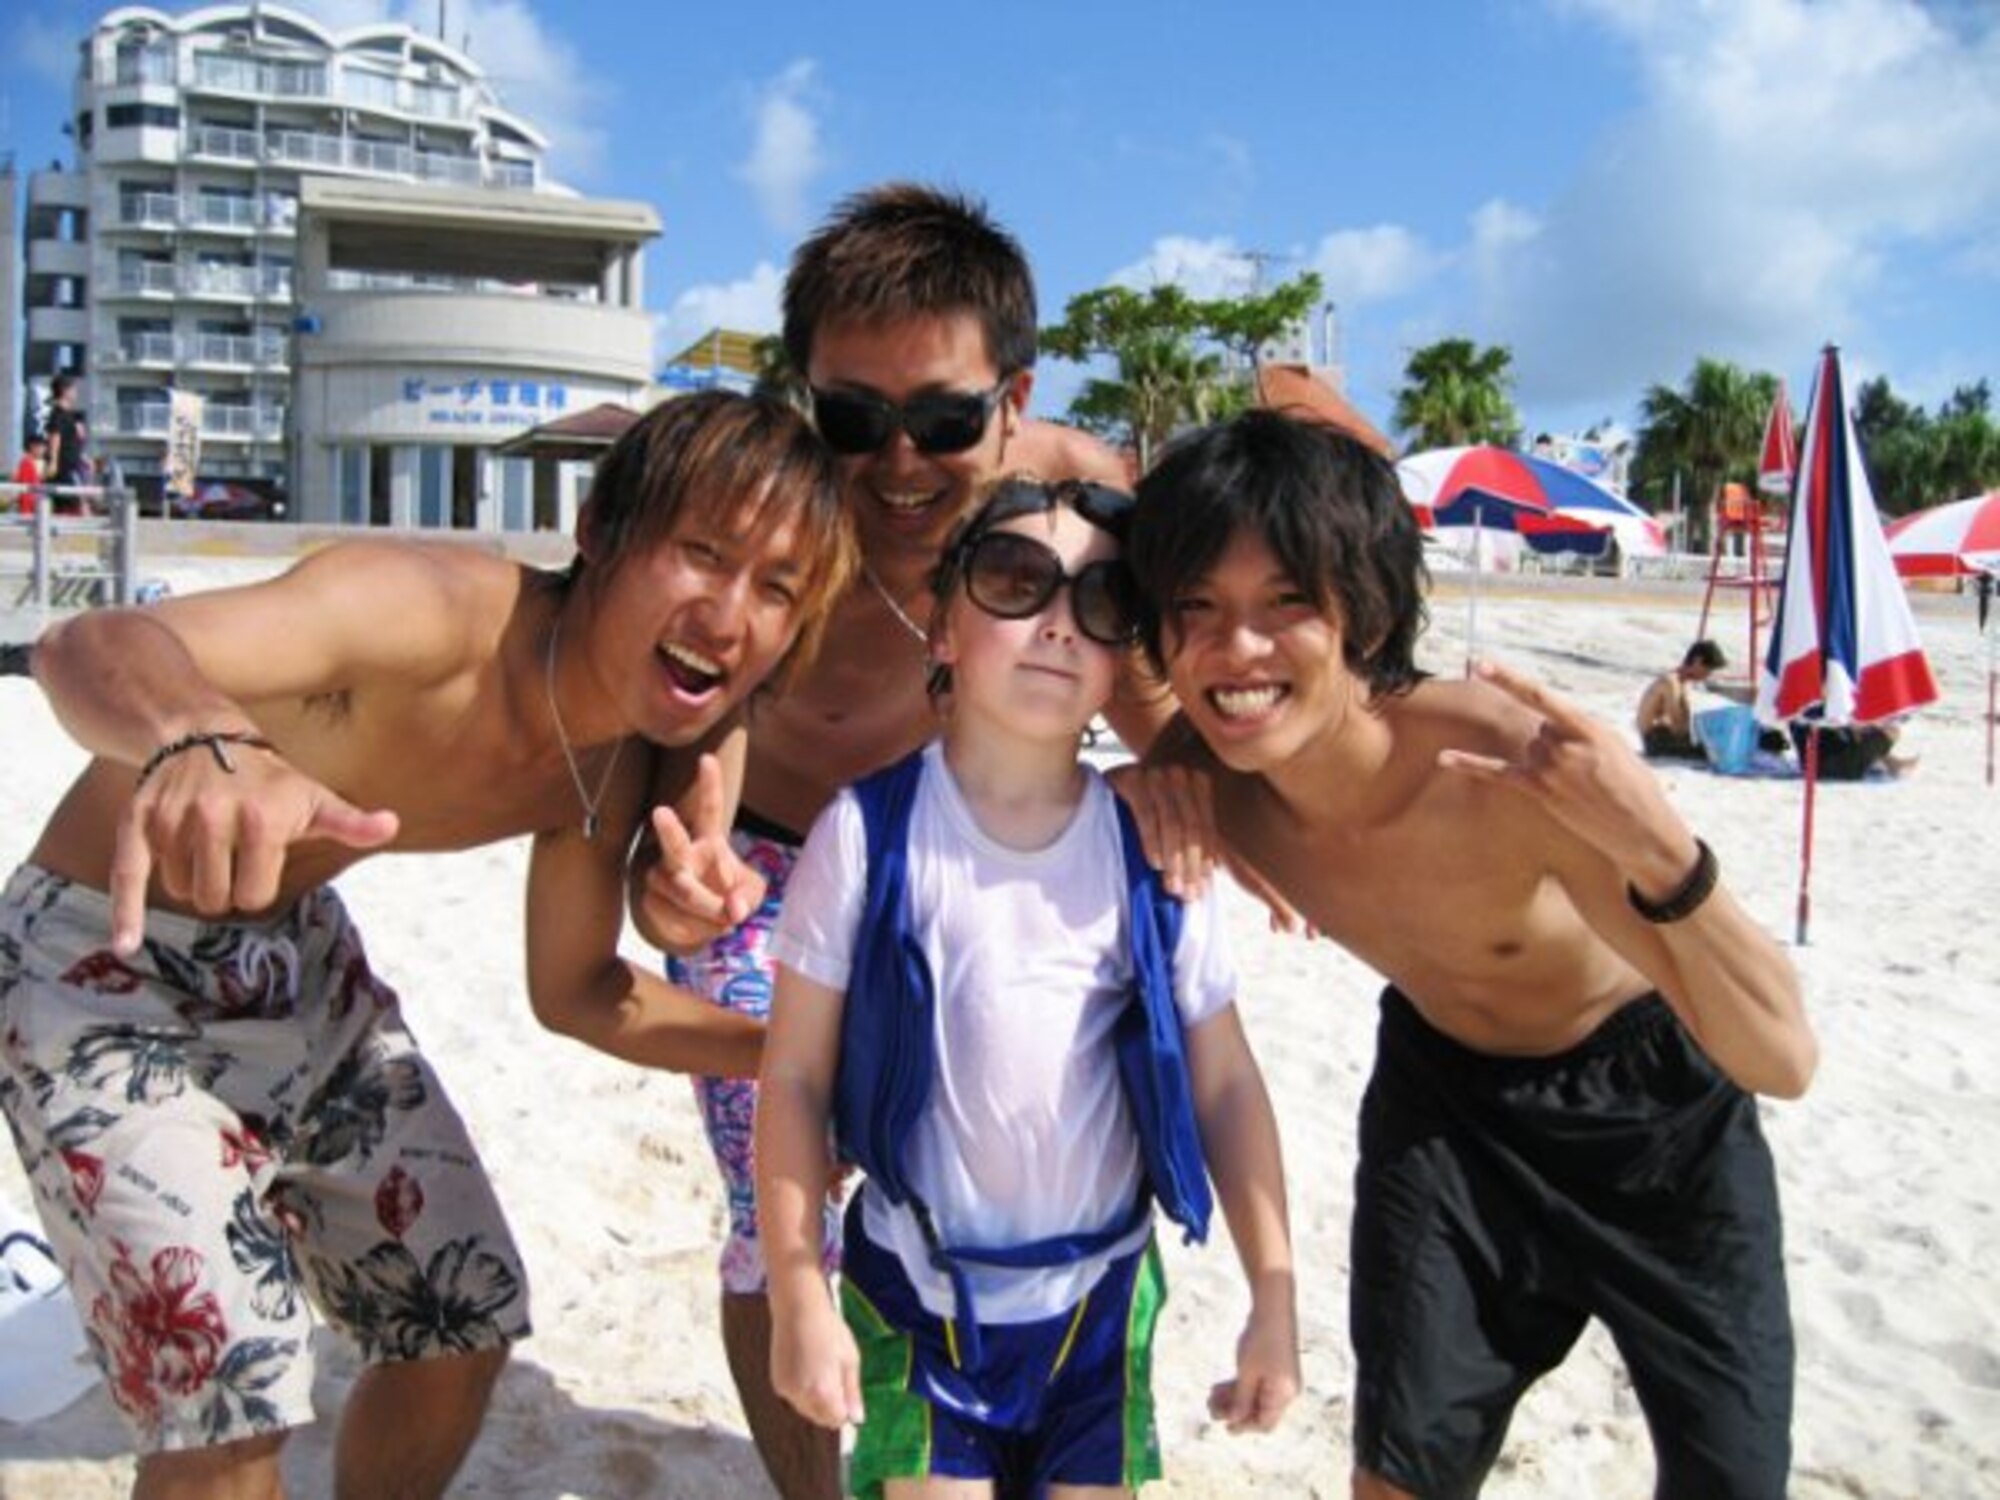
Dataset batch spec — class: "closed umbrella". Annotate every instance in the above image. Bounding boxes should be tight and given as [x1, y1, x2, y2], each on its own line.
[1757, 346, 1939, 942]
[1758, 380, 1799, 497]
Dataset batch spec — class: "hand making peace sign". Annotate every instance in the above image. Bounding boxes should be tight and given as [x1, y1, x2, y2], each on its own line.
[635, 753, 768, 950]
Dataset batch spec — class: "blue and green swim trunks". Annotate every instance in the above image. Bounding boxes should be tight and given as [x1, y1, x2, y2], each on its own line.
[839, 1195, 1167, 1498]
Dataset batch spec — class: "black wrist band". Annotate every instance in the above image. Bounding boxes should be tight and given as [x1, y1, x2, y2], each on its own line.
[136, 730, 276, 789]
[1627, 838, 1719, 924]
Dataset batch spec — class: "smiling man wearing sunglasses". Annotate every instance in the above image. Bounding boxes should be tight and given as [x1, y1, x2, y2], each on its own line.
[632, 183, 1151, 1500]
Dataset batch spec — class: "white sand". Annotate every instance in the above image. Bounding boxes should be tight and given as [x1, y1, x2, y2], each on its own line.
[3, 556, 1998, 1498]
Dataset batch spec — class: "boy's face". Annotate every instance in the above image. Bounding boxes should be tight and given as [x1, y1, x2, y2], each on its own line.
[1160, 528, 1361, 774]
[934, 505, 1122, 743]
[806, 312, 1028, 572]
[582, 492, 814, 746]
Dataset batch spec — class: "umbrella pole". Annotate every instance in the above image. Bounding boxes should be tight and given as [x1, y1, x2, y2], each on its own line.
[1796, 727, 1819, 945]
[1466, 505, 1483, 677]
[1986, 622, 1995, 787]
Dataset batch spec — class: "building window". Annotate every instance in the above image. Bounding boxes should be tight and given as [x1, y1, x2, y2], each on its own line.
[107, 103, 182, 130]
[498, 457, 532, 532]
[333, 446, 368, 526]
[417, 445, 449, 529]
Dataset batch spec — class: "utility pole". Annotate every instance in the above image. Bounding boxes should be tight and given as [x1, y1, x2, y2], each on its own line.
[1232, 247, 1285, 294]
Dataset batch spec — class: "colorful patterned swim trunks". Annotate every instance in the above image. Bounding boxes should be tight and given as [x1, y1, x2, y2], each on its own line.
[0, 866, 530, 1453]
[666, 823, 840, 1294]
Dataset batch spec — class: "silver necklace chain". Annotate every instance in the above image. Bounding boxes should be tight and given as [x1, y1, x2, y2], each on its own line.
[544, 616, 626, 840]
[861, 564, 929, 647]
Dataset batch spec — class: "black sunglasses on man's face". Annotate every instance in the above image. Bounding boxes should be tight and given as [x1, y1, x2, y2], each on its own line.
[809, 379, 1010, 457]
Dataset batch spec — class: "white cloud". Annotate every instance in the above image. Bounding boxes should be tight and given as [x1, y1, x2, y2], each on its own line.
[1108, 236, 1261, 298]
[1308, 224, 1448, 305]
[1472, 0, 2000, 412]
[736, 60, 826, 235]
[416, 0, 609, 182]
[652, 261, 786, 367]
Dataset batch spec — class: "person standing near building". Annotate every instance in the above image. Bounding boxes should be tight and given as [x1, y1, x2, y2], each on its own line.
[11, 433, 48, 515]
[43, 374, 89, 513]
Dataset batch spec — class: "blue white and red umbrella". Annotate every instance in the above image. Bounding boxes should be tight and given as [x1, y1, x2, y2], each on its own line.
[1397, 445, 1667, 559]
[1756, 345, 1939, 942]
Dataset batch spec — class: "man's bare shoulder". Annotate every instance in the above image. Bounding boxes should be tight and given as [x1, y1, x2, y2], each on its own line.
[156, 538, 531, 694]
[1386, 675, 1541, 762]
[1012, 420, 1134, 486]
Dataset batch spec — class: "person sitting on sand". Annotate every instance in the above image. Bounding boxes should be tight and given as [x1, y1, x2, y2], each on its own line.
[1635, 638, 1726, 759]
[1127, 410, 1814, 1500]
[1788, 719, 1919, 780]
[0, 391, 851, 1500]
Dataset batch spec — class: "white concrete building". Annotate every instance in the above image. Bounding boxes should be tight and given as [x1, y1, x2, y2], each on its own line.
[20, 3, 656, 530]
[292, 176, 656, 530]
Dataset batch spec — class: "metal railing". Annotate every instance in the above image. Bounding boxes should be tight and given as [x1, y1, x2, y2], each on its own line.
[187, 124, 262, 161]
[0, 484, 141, 613]
[116, 262, 180, 295]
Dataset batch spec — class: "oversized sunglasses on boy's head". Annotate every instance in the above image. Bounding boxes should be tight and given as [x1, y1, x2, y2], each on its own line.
[936, 477, 1140, 648]
[809, 379, 1012, 457]
[958, 531, 1139, 647]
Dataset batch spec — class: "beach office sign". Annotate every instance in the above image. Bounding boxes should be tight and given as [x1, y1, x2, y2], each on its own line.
[399, 373, 574, 431]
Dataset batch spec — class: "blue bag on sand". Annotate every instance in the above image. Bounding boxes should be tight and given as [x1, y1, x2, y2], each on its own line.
[1695, 703, 1760, 776]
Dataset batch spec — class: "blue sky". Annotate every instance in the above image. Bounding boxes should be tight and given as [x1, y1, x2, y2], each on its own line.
[8, 0, 2000, 446]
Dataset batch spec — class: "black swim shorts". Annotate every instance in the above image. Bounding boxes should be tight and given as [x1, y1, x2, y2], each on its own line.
[1351, 987, 1794, 1500]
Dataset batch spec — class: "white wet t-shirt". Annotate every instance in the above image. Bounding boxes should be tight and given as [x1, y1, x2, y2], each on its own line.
[771, 741, 1236, 1324]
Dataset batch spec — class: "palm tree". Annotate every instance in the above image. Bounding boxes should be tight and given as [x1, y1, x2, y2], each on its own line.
[1391, 338, 1522, 452]
[751, 334, 809, 413]
[1632, 359, 1773, 553]
[1071, 333, 1222, 472]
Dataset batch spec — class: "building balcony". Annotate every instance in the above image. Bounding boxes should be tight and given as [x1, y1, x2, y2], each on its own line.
[27, 168, 91, 214]
[185, 197, 262, 233]
[189, 53, 330, 102]
[181, 263, 259, 300]
[304, 292, 653, 386]
[28, 239, 92, 279]
[187, 124, 263, 162]
[184, 333, 261, 368]
[113, 192, 183, 231]
[27, 307, 91, 346]
[113, 403, 287, 441]
[110, 262, 180, 298]
[109, 332, 178, 367]
[415, 152, 483, 187]
[266, 129, 348, 171]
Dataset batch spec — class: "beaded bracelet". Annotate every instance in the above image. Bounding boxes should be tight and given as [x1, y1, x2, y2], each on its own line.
[1626, 837, 1719, 924]
[136, 730, 276, 790]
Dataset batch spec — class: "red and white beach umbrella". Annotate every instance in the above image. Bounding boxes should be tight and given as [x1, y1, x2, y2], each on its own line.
[1886, 490, 2000, 784]
[1884, 489, 2000, 579]
[1758, 380, 1798, 497]
[1756, 346, 1939, 943]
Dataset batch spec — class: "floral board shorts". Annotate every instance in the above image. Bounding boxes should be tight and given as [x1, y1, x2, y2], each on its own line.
[0, 865, 530, 1454]
[666, 821, 840, 1295]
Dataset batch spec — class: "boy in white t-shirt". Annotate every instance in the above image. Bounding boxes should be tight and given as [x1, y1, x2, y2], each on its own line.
[756, 478, 1298, 1498]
